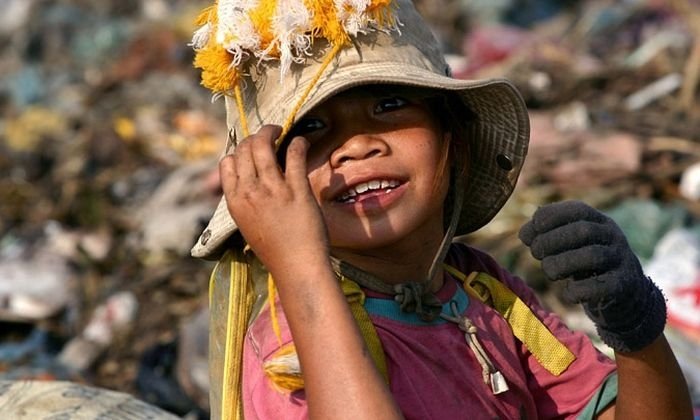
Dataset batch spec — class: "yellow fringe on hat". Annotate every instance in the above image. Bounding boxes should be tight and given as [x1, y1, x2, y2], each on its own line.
[195, 4, 217, 26]
[306, 0, 349, 46]
[194, 40, 240, 95]
[192, 4, 238, 94]
[192, 0, 398, 95]
[249, 0, 278, 56]
[192, 0, 398, 142]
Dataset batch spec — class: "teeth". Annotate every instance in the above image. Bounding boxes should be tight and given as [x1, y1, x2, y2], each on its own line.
[356, 183, 370, 194]
[339, 179, 401, 202]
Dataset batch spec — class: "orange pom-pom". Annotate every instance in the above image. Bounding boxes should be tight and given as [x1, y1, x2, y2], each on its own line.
[194, 41, 238, 94]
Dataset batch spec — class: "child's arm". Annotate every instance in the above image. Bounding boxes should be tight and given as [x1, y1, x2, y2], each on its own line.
[220, 125, 402, 420]
[519, 201, 693, 419]
[597, 334, 691, 419]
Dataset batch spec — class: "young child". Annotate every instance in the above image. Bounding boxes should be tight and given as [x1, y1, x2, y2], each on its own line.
[190, 1, 693, 419]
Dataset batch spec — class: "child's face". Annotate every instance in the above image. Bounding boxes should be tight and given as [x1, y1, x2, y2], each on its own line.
[288, 86, 451, 253]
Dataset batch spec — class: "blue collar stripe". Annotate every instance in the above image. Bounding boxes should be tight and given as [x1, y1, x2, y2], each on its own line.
[363, 286, 470, 326]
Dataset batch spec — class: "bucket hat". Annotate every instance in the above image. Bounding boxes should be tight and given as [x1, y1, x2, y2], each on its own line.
[190, 0, 530, 260]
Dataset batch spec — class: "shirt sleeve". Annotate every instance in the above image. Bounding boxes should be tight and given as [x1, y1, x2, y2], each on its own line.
[465, 245, 618, 419]
[577, 372, 618, 419]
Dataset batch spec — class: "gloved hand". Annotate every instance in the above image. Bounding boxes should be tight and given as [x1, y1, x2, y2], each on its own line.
[519, 200, 666, 353]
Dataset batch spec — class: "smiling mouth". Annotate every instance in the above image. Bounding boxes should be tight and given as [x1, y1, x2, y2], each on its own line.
[337, 179, 402, 203]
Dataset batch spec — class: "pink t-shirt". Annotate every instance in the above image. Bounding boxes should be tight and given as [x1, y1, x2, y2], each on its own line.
[242, 244, 617, 419]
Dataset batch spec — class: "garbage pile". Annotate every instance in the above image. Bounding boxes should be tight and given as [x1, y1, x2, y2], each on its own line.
[451, 0, 700, 410]
[1, 0, 218, 417]
[0, 0, 699, 417]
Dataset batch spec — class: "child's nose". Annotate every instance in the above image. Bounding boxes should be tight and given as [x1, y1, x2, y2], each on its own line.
[329, 133, 389, 167]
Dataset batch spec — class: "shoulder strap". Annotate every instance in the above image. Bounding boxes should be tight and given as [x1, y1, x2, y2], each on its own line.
[209, 249, 256, 420]
[341, 276, 390, 381]
[444, 265, 576, 376]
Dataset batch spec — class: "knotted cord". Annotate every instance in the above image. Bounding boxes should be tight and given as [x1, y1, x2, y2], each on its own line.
[440, 301, 510, 395]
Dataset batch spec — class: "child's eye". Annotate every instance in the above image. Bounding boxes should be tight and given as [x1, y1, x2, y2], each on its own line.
[289, 117, 325, 137]
[374, 96, 409, 114]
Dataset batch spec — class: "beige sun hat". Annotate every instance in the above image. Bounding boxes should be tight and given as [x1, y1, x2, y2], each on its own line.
[190, 0, 530, 260]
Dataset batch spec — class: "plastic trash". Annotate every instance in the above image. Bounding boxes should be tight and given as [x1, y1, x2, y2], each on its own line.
[624, 73, 683, 111]
[136, 340, 208, 418]
[0, 0, 35, 36]
[57, 292, 138, 372]
[135, 160, 219, 263]
[0, 380, 180, 419]
[644, 229, 700, 340]
[645, 229, 700, 412]
[680, 162, 700, 201]
[553, 101, 591, 132]
[176, 307, 210, 412]
[0, 253, 75, 322]
[605, 199, 689, 262]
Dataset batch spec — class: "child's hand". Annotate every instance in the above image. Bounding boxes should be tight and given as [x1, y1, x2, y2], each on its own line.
[519, 200, 666, 353]
[219, 125, 330, 272]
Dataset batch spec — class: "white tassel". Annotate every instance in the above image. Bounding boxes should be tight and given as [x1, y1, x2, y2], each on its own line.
[197, 0, 398, 85]
[190, 22, 212, 50]
[272, 0, 313, 78]
[217, 0, 261, 66]
[263, 352, 301, 375]
[335, 0, 372, 36]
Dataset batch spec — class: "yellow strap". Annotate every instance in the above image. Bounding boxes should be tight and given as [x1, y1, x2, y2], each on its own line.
[218, 249, 256, 420]
[340, 276, 389, 383]
[263, 275, 389, 392]
[443, 265, 576, 376]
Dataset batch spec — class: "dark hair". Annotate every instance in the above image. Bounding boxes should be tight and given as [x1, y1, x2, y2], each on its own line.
[426, 92, 475, 191]
[425, 92, 476, 233]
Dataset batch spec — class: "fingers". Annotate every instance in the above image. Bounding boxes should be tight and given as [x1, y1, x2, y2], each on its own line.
[540, 244, 622, 281]
[285, 136, 310, 190]
[219, 125, 313, 222]
[519, 200, 606, 246]
[526, 201, 609, 235]
[221, 125, 283, 188]
[520, 200, 623, 260]
[519, 221, 536, 246]
[230, 131, 257, 185]
[561, 272, 620, 303]
[527, 220, 617, 260]
[250, 125, 284, 184]
[219, 154, 237, 201]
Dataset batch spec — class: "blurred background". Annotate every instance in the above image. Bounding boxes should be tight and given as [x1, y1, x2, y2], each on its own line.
[1, 0, 699, 418]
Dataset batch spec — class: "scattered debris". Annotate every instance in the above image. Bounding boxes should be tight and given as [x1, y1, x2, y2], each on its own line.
[58, 292, 138, 372]
[0, 250, 75, 322]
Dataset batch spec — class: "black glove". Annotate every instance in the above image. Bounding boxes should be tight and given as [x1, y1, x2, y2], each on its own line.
[519, 200, 666, 353]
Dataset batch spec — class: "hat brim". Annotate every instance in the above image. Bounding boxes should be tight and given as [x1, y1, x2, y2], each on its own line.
[191, 62, 529, 259]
